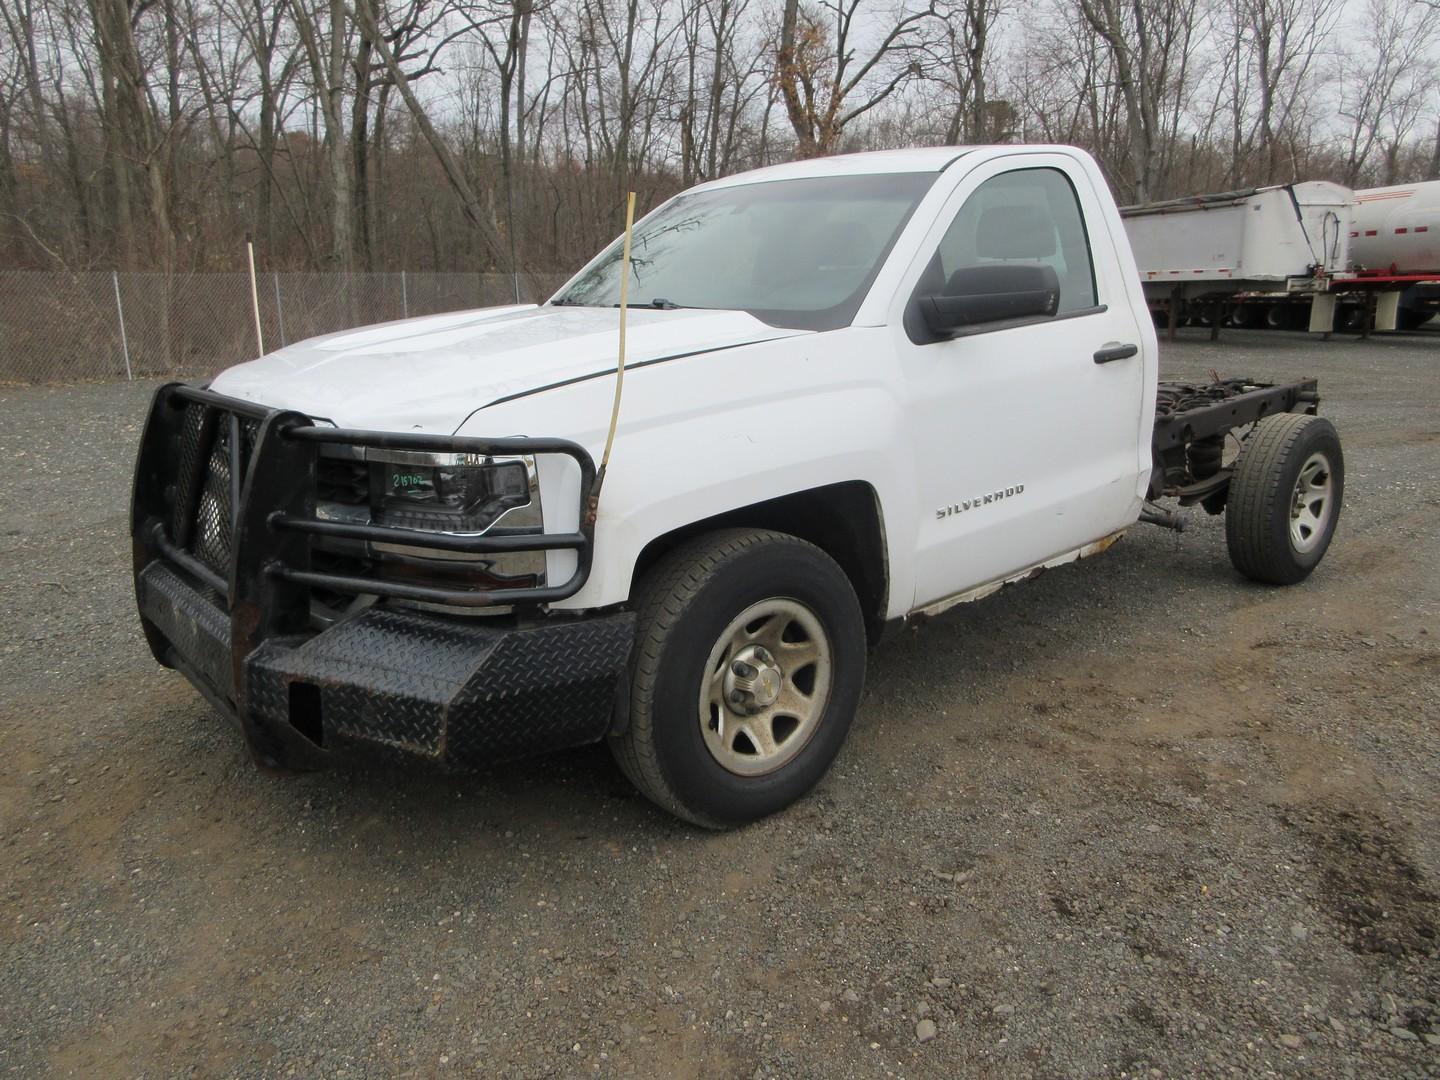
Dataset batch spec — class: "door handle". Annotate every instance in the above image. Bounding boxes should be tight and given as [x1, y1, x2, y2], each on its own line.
[1093, 342, 1139, 364]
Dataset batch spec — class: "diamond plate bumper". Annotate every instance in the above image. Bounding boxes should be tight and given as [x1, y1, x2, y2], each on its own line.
[137, 560, 635, 769]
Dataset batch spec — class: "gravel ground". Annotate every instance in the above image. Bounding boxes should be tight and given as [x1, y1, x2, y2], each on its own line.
[2, 327, 1438, 1079]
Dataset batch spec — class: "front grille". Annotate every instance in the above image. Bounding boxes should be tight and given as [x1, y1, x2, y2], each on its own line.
[174, 403, 260, 578]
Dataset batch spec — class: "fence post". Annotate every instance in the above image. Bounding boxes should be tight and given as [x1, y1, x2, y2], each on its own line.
[112, 271, 133, 380]
[273, 273, 287, 346]
[512, 271, 521, 304]
[401, 269, 408, 319]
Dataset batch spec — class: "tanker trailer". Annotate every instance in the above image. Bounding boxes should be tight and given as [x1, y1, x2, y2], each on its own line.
[1350, 182, 1440, 328]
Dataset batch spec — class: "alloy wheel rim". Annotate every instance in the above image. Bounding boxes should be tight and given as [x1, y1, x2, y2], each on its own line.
[698, 597, 833, 777]
[1289, 451, 1334, 554]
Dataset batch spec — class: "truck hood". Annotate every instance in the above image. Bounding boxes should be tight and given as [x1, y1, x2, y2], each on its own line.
[208, 304, 807, 432]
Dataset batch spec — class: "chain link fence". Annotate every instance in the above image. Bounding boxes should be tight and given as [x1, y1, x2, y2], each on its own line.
[0, 270, 572, 384]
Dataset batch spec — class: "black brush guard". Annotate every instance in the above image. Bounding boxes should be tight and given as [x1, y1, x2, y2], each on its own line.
[131, 383, 634, 771]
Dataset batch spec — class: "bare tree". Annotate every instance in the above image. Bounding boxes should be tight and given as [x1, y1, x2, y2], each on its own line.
[1214, 0, 1341, 185]
[1, 0, 1436, 274]
[775, 0, 937, 158]
[352, 0, 511, 264]
[1337, 0, 1440, 185]
[291, 0, 355, 268]
[1072, 0, 1204, 202]
[921, 0, 1006, 143]
[678, 0, 766, 182]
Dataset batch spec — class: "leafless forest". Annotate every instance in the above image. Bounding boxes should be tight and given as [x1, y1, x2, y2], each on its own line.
[2, 0, 1439, 275]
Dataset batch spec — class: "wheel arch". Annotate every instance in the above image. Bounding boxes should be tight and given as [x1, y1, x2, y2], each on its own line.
[630, 481, 890, 644]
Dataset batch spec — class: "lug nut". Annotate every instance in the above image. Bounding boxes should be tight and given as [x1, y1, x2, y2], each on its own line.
[733, 661, 754, 678]
[729, 690, 747, 706]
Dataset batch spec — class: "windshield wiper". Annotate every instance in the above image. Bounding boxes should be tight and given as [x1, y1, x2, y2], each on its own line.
[614, 297, 684, 310]
[550, 297, 588, 307]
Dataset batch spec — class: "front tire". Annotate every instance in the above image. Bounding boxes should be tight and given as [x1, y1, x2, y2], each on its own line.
[1225, 413, 1343, 584]
[610, 528, 866, 828]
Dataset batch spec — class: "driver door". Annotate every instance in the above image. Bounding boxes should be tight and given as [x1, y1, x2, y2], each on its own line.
[896, 155, 1150, 610]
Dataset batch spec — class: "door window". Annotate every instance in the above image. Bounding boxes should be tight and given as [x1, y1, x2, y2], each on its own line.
[919, 167, 1098, 322]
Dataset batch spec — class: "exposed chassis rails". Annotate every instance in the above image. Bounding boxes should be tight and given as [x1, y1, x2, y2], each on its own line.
[1148, 376, 1320, 513]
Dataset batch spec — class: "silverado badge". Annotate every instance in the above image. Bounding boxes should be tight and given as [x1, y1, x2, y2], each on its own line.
[936, 484, 1025, 520]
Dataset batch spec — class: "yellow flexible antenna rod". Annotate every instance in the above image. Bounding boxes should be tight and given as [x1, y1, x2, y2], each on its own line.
[587, 190, 636, 525]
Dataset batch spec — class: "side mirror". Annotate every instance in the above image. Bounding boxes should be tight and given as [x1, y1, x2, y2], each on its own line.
[918, 263, 1060, 336]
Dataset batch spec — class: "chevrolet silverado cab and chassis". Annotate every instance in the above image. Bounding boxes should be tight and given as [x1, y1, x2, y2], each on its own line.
[132, 146, 1344, 827]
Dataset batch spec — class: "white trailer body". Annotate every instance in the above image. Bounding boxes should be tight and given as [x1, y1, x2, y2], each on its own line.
[1121, 182, 1353, 298]
[1351, 182, 1440, 273]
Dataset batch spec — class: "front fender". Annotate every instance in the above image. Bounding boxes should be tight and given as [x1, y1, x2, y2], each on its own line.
[459, 330, 916, 617]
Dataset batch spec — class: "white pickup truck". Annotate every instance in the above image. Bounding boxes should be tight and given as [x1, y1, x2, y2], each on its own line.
[132, 145, 1343, 827]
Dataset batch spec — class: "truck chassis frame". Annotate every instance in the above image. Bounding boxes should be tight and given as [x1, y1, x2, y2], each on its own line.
[1148, 376, 1320, 511]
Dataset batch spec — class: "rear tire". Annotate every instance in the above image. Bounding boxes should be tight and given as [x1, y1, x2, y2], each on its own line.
[1225, 414, 1343, 584]
[610, 528, 866, 828]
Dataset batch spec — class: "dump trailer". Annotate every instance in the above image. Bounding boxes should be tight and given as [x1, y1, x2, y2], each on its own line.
[1121, 183, 1351, 326]
[1123, 180, 1440, 334]
[1123, 183, 1353, 285]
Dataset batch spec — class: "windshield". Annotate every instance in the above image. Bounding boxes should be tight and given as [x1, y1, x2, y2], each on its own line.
[551, 172, 937, 331]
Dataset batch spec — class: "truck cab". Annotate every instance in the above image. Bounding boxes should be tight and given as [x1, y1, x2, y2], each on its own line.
[132, 146, 1340, 826]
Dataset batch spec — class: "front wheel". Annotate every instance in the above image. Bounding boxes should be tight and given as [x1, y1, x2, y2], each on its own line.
[610, 528, 866, 828]
[1225, 413, 1343, 584]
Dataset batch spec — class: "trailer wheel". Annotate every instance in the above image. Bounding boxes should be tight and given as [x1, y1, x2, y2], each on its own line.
[1225, 414, 1343, 585]
[1264, 304, 1302, 330]
[610, 528, 866, 828]
[1230, 304, 1261, 329]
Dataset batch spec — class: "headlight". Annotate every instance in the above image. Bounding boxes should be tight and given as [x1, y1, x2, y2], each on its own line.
[378, 457, 531, 533]
[311, 447, 547, 599]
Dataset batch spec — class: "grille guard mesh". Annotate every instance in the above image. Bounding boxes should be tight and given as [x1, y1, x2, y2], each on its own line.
[132, 382, 597, 613]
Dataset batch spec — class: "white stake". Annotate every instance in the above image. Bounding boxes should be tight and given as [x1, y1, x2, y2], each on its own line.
[246, 236, 265, 357]
[111, 270, 132, 380]
[273, 273, 286, 346]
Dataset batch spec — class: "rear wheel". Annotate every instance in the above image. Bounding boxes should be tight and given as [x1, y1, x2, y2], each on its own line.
[1225, 413, 1343, 584]
[610, 528, 866, 828]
